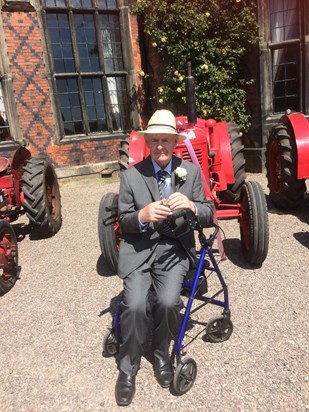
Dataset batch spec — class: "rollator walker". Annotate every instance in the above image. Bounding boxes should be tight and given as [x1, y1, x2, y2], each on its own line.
[102, 209, 233, 395]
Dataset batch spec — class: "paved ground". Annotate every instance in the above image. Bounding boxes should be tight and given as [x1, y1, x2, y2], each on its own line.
[0, 172, 308, 412]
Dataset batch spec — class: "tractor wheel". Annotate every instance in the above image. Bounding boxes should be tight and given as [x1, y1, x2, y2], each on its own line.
[239, 181, 269, 265]
[0, 221, 20, 297]
[98, 192, 119, 273]
[266, 121, 306, 209]
[118, 136, 129, 171]
[218, 123, 246, 203]
[22, 156, 62, 237]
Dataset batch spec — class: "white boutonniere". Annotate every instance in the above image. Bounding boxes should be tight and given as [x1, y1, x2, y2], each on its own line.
[174, 167, 187, 185]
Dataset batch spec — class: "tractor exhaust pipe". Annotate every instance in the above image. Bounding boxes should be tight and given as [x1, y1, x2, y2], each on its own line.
[185, 61, 197, 125]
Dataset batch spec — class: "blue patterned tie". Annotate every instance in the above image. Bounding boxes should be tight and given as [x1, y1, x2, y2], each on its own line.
[157, 170, 168, 200]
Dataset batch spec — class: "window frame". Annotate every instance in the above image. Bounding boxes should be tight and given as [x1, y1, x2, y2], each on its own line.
[268, 0, 302, 115]
[0, 13, 24, 148]
[41, 0, 132, 143]
[258, 0, 309, 140]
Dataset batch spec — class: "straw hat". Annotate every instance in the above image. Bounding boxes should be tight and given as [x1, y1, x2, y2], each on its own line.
[136, 109, 185, 142]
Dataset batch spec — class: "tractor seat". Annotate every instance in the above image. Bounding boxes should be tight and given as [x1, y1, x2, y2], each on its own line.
[0, 157, 10, 172]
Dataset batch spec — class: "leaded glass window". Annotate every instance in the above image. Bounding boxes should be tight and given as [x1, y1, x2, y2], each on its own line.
[44, 0, 129, 138]
[270, 0, 300, 113]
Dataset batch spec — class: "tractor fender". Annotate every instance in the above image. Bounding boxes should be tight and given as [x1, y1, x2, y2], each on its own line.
[128, 130, 149, 167]
[211, 121, 235, 185]
[11, 147, 32, 207]
[282, 113, 309, 179]
[11, 147, 32, 174]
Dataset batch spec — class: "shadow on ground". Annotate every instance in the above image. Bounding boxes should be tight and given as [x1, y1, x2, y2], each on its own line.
[13, 222, 59, 242]
[96, 254, 117, 277]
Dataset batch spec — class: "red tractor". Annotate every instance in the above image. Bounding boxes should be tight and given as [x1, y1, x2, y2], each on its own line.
[98, 64, 269, 271]
[266, 112, 309, 209]
[0, 146, 62, 296]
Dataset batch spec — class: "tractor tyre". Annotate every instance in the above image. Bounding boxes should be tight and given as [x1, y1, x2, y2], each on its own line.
[218, 123, 246, 204]
[0, 221, 20, 296]
[266, 121, 306, 209]
[22, 156, 62, 237]
[239, 181, 269, 266]
[118, 136, 129, 171]
[98, 192, 119, 273]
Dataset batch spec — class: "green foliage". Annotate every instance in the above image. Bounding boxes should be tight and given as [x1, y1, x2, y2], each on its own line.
[132, 0, 259, 130]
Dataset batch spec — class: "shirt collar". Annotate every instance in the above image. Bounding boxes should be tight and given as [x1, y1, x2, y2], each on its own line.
[151, 159, 172, 175]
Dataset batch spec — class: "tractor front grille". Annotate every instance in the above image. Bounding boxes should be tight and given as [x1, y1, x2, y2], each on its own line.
[173, 143, 208, 171]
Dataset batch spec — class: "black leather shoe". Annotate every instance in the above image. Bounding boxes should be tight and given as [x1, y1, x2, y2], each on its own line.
[115, 371, 136, 406]
[154, 358, 173, 388]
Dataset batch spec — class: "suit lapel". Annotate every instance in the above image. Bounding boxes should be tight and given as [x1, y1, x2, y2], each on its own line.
[171, 156, 184, 192]
[135, 155, 186, 199]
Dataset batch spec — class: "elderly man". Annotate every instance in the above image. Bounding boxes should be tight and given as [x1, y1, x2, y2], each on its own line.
[115, 109, 213, 406]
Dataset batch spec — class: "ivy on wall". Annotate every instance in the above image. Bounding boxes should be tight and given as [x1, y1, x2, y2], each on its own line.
[132, 0, 259, 130]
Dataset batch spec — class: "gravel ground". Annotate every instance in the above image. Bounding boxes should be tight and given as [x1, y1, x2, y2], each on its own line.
[0, 172, 308, 412]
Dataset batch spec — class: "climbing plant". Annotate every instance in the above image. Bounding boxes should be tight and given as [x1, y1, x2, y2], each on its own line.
[132, 0, 259, 130]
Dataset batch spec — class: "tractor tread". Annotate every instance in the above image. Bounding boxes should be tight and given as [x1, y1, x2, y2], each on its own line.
[22, 156, 62, 237]
[218, 123, 246, 203]
[266, 122, 306, 209]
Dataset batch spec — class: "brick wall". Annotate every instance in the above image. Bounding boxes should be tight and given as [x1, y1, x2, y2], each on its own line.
[1, 8, 142, 170]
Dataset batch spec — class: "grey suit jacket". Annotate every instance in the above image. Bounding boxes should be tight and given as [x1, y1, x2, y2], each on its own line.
[117, 155, 214, 278]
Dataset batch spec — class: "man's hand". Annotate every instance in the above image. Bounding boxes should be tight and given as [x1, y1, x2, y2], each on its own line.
[138, 201, 172, 223]
[168, 192, 195, 213]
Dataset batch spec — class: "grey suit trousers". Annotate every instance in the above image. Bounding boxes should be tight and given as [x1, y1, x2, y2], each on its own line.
[118, 238, 190, 376]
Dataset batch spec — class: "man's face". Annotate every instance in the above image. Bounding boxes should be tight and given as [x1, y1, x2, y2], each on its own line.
[145, 134, 178, 168]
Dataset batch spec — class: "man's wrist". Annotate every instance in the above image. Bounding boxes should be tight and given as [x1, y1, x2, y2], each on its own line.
[138, 210, 146, 224]
[138, 211, 149, 230]
[192, 202, 198, 215]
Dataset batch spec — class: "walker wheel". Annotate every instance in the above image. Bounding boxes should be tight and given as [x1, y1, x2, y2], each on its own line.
[205, 315, 233, 343]
[173, 357, 197, 395]
[102, 328, 119, 357]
